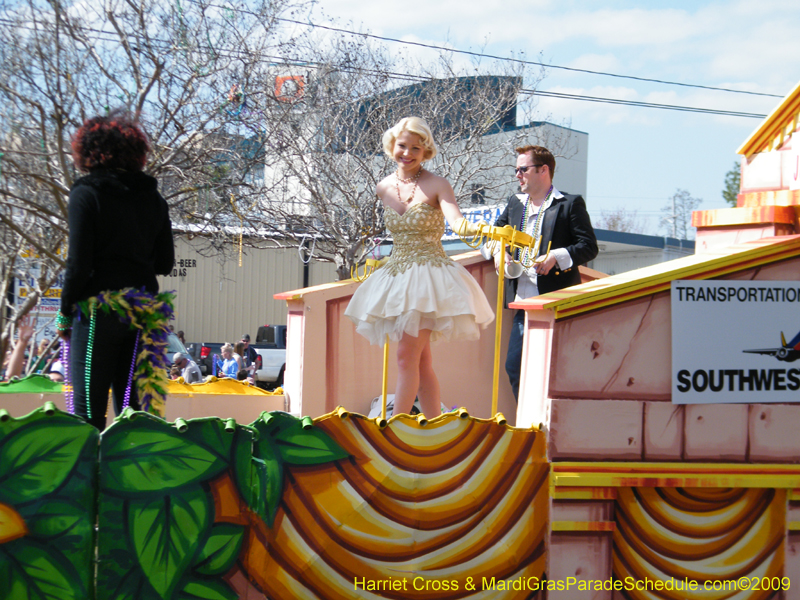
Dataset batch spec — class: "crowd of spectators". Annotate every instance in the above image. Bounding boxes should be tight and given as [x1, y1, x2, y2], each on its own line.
[2, 318, 262, 389]
[166, 332, 259, 385]
[1, 316, 64, 383]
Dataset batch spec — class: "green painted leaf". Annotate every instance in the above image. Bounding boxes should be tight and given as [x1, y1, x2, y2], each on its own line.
[0, 539, 85, 600]
[128, 486, 213, 599]
[193, 523, 245, 575]
[274, 425, 349, 465]
[177, 578, 238, 600]
[231, 428, 258, 510]
[24, 499, 90, 540]
[101, 419, 227, 497]
[97, 488, 147, 598]
[261, 455, 283, 527]
[0, 420, 95, 504]
[251, 411, 296, 442]
[0, 548, 16, 595]
[243, 455, 283, 528]
[104, 566, 162, 600]
[237, 429, 283, 527]
[0, 407, 91, 445]
[180, 418, 235, 461]
[252, 412, 348, 466]
[231, 428, 254, 493]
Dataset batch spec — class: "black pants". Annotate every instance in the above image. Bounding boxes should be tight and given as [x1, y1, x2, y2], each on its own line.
[505, 310, 525, 402]
[70, 310, 141, 430]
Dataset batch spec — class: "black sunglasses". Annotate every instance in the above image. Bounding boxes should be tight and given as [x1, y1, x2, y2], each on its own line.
[514, 164, 544, 174]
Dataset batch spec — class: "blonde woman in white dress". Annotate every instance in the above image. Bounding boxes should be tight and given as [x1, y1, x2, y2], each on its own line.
[345, 117, 494, 418]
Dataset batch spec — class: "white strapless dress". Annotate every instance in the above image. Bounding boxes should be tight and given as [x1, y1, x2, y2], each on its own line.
[344, 202, 494, 346]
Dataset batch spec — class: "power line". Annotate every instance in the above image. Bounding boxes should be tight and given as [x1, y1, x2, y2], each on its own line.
[0, 14, 769, 119]
[182, 1, 783, 99]
[272, 16, 782, 99]
[521, 88, 766, 119]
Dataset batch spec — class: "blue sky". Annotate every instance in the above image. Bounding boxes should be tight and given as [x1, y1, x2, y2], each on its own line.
[313, 0, 798, 235]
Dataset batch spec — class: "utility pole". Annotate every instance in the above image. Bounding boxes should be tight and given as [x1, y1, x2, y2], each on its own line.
[672, 194, 677, 238]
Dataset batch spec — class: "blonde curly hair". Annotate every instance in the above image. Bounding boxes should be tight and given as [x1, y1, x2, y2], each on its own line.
[381, 116, 437, 161]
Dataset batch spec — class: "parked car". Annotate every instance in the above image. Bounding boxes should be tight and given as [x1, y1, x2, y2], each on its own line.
[252, 345, 285, 389]
[188, 342, 224, 375]
[165, 332, 188, 367]
[253, 325, 287, 389]
[255, 325, 287, 349]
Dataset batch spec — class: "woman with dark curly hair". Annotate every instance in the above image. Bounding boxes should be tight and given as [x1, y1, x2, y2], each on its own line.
[58, 110, 175, 430]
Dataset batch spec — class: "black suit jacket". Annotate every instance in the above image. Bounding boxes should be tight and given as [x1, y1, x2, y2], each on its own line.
[495, 191, 598, 306]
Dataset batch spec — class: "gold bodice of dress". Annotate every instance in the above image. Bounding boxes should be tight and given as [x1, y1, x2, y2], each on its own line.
[383, 202, 452, 276]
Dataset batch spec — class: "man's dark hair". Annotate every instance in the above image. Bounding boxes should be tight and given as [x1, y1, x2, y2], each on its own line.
[516, 145, 555, 180]
[71, 109, 150, 172]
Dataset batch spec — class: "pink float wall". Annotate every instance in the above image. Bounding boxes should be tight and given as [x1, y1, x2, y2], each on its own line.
[276, 251, 605, 422]
[517, 255, 800, 463]
[277, 251, 518, 420]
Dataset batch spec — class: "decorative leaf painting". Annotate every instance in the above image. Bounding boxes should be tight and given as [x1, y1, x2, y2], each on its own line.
[1, 407, 551, 600]
[10, 404, 785, 600]
[96, 411, 349, 600]
[0, 408, 98, 600]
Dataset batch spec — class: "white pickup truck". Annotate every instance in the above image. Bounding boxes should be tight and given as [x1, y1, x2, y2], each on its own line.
[251, 325, 287, 389]
[253, 347, 285, 388]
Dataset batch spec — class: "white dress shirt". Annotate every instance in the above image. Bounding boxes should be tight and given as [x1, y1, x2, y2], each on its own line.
[481, 188, 574, 301]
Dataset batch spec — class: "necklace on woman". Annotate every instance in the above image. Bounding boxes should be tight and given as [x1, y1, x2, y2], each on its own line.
[395, 167, 424, 203]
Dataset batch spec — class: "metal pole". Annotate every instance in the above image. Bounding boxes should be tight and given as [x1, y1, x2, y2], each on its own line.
[491, 240, 507, 417]
[381, 334, 389, 422]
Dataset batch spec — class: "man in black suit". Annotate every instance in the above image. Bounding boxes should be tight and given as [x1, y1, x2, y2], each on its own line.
[490, 145, 598, 400]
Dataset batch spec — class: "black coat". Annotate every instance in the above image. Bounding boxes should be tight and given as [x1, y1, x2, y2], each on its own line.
[495, 191, 598, 306]
[61, 169, 175, 316]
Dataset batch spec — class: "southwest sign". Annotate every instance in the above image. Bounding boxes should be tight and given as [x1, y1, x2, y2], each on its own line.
[671, 280, 800, 404]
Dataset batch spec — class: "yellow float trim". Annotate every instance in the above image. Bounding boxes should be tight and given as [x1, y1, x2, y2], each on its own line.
[313, 407, 539, 431]
[551, 521, 615, 532]
[552, 462, 800, 489]
[691, 206, 797, 228]
[165, 378, 283, 396]
[738, 80, 800, 157]
[741, 189, 800, 208]
[551, 487, 617, 500]
[512, 235, 800, 319]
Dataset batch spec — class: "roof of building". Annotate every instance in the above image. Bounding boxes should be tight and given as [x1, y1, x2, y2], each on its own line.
[511, 234, 800, 319]
[737, 80, 800, 157]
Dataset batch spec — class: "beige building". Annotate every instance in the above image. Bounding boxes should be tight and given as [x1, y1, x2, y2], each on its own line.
[158, 233, 338, 343]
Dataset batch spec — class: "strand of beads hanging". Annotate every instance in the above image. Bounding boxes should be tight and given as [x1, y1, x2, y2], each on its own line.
[85, 302, 97, 420]
[517, 186, 553, 263]
[122, 333, 140, 411]
[61, 338, 74, 414]
[395, 167, 424, 204]
[55, 311, 73, 332]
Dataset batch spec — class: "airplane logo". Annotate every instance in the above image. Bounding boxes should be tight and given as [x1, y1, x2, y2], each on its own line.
[743, 330, 800, 362]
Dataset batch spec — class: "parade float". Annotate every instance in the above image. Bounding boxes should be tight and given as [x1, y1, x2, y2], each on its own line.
[2, 81, 800, 599]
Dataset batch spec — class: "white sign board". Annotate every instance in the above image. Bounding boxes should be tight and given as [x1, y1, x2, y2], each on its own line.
[14, 264, 64, 343]
[671, 280, 800, 404]
[442, 205, 504, 240]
